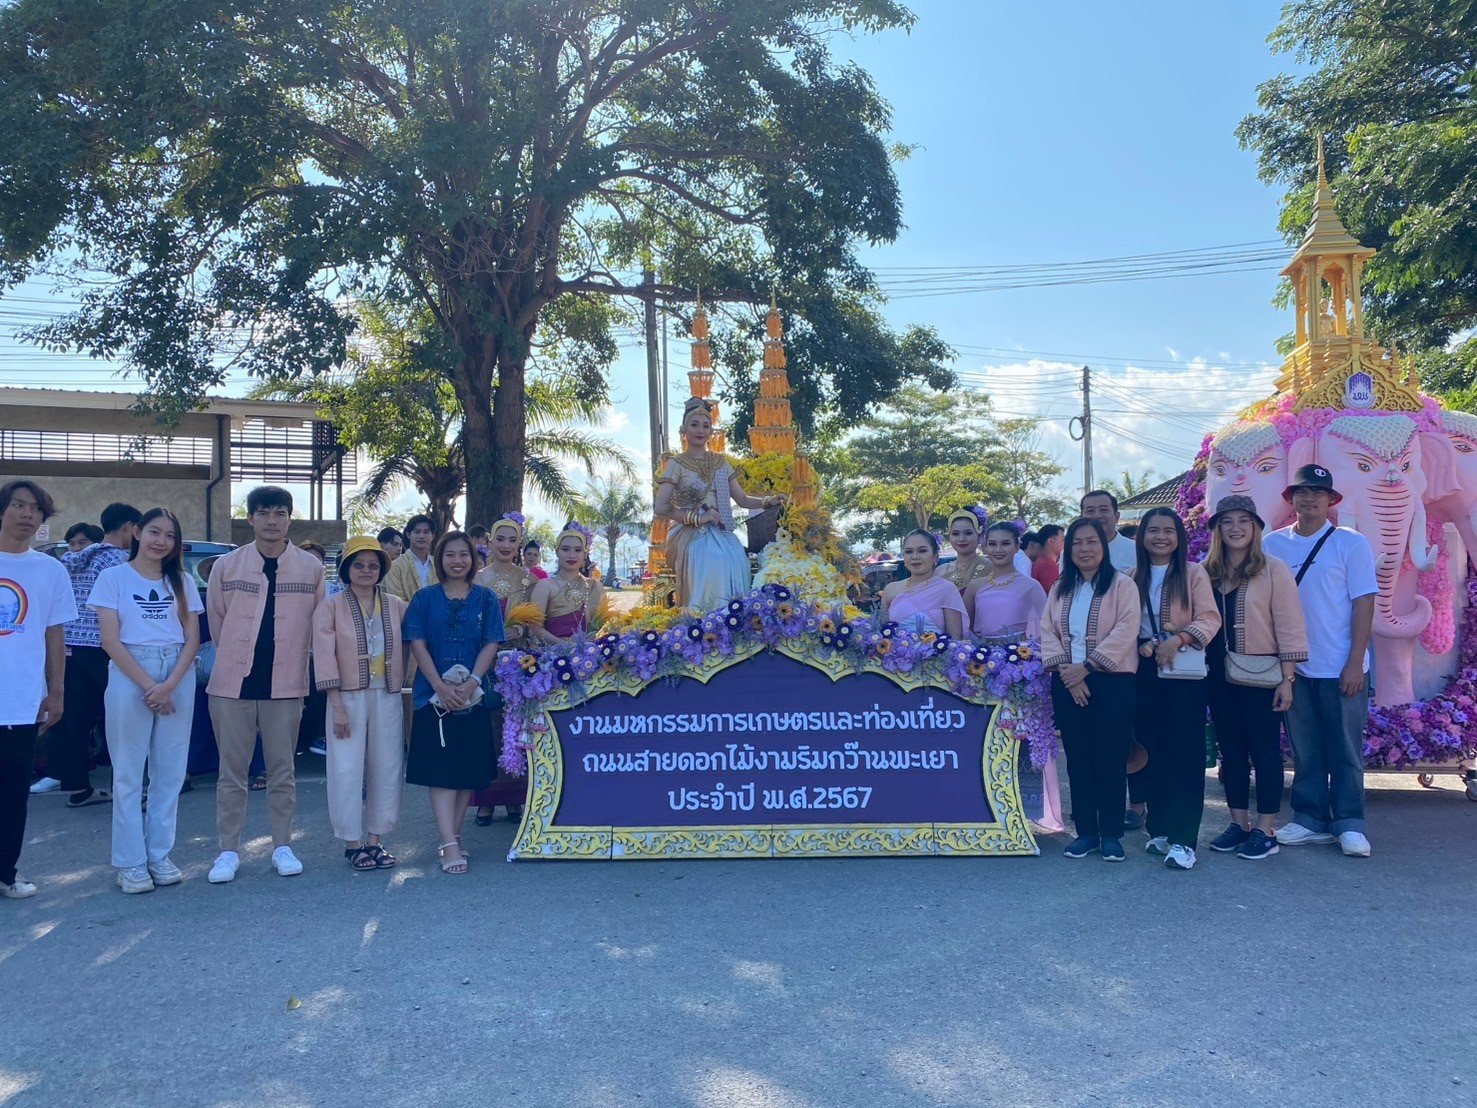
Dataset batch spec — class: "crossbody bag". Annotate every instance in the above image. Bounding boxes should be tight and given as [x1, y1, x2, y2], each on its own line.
[1214, 587, 1281, 689]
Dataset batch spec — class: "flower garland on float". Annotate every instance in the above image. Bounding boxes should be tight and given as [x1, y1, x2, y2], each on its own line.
[494, 581, 1058, 778]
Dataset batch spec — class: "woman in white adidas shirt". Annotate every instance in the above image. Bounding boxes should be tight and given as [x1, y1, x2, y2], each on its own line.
[89, 508, 203, 894]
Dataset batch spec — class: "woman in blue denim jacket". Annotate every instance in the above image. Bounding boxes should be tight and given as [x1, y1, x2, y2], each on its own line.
[403, 532, 504, 875]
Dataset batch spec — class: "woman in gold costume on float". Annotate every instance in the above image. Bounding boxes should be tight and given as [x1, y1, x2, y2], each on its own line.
[654, 397, 787, 612]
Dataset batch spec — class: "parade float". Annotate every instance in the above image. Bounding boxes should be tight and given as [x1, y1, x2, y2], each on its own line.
[498, 301, 1046, 859]
[1179, 146, 1477, 797]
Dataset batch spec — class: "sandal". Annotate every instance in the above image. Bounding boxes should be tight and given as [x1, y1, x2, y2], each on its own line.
[345, 845, 377, 871]
[438, 841, 468, 875]
[249, 774, 268, 791]
[366, 843, 396, 869]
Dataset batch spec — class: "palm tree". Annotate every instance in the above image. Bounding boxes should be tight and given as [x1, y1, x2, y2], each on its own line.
[582, 475, 649, 582]
[1102, 468, 1159, 506]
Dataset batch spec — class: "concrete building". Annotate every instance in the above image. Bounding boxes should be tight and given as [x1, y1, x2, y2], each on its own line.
[0, 388, 354, 544]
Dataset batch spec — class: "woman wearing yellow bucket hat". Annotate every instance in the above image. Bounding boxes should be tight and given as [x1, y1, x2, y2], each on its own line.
[311, 535, 409, 871]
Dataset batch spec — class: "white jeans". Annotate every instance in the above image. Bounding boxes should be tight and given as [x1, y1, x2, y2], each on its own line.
[105, 645, 195, 868]
[325, 687, 405, 842]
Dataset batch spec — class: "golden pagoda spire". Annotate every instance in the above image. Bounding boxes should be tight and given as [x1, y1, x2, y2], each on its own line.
[1275, 137, 1421, 413]
[750, 298, 797, 456]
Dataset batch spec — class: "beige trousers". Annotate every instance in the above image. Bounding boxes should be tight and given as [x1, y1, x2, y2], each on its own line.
[209, 696, 303, 851]
[325, 687, 405, 842]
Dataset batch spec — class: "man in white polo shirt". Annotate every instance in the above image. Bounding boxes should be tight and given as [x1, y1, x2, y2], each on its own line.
[1262, 464, 1377, 857]
[1078, 490, 1136, 573]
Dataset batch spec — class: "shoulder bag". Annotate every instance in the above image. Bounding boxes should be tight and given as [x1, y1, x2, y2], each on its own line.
[1148, 584, 1206, 680]
[1214, 586, 1281, 689]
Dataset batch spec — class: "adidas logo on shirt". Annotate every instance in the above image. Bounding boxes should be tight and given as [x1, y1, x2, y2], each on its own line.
[133, 588, 174, 620]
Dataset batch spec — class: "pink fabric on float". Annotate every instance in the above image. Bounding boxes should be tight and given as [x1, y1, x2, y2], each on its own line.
[889, 577, 968, 632]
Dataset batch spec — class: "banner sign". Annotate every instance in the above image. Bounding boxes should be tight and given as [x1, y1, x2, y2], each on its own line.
[509, 647, 1037, 860]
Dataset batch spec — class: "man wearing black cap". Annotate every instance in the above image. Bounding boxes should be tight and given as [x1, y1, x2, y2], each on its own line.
[1262, 464, 1377, 857]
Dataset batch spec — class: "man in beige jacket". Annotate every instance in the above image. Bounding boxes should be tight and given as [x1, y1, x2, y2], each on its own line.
[383, 513, 438, 602]
[205, 487, 324, 883]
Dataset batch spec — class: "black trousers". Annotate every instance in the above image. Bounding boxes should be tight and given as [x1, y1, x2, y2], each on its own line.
[1207, 663, 1285, 815]
[1136, 656, 1209, 848]
[1052, 672, 1136, 839]
[1, 724, 39, 885]
[47, 645, 109, 792]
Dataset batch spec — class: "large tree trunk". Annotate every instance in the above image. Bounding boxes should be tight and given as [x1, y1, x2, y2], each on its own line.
[455, 330, 529, 530]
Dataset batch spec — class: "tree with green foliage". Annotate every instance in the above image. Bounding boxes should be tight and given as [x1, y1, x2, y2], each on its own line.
[1238, 0, 1477, 406]
[0, 0, 951, 525]
[581, 474, 649, 582]
[258, 303, 631, 531]
[856, 464, 1000, 531]
[820, 385, 1071, 544]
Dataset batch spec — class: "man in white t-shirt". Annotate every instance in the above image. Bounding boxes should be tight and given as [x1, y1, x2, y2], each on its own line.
[1262, 464, 1377, 857]
[0, 481, 78, 899]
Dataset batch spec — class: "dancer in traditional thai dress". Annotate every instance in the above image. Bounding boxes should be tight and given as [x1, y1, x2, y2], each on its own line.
[963, 522, 1048, 640]
[653, 397, 787, 612]
[472, 513, 540, 826]
[881, 530, 967, 638]
[963, 521, 1063, 834]
[529, 523, 605, 642]
[936, 507, 991, 591]
[937, 507, 1033, 593]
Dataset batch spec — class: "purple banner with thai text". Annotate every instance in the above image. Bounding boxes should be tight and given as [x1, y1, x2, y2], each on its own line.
[551, 652, 994, 827]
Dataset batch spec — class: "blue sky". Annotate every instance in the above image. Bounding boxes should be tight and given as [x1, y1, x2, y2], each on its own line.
[605, 1, 1301, 500]
[1, 2, 1309, 525]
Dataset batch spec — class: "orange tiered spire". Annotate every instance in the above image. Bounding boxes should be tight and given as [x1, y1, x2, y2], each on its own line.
[749, 297, 797, 456]
[686, 293, 726, 453]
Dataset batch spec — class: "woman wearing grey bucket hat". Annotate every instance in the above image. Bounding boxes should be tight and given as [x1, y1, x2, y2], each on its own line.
[1201, 495, 1309, 861]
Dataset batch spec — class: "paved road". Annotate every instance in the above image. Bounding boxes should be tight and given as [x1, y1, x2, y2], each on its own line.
[3, 764, 1473, 1107]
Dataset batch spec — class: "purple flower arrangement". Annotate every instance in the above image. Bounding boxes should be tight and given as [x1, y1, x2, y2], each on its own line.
[1363, 575, 1477, 767]
[494, 584, 1058, 775]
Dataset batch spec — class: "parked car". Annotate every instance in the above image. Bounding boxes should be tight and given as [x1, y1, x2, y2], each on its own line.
[855, 553, 960, 611]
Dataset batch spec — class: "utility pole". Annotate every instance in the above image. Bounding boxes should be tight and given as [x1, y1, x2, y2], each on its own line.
[659, 268, 670, 456]
[1069, 364, 1093, 496]
[643, 267, 662, 470]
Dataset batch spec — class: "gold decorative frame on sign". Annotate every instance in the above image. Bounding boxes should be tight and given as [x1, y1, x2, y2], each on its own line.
[507, 643, 1038, 860]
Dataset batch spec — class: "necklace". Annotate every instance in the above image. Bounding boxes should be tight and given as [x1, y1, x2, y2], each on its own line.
[673, 451, 727, 483]
[903, 575, 933, 591]
[483, 564, 528, 600]
[557, 573, 591, 607]
[986, 571, 1020, 588]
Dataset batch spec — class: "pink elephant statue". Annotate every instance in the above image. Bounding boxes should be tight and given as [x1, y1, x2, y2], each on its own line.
[1205, 421, 1299, 532]
[1426, 411, 1477, 570]
[1318, 414, 1441, 705]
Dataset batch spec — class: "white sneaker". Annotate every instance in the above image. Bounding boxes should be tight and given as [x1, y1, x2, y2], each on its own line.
[1338, 831, 1372, 857]
[208, 851, 240, 884]
[308, 740, 327, 757]
[28, 777, 60, 795]
[148, 858, 183, 886]
[1275, 822, 1336, 846]
[1165, 844, 1197, 870]
[272, 846, 304, 876]
[1145, 836, 1169, 856]
[0, 878, 37, 899]
[117, 865, 154, 894]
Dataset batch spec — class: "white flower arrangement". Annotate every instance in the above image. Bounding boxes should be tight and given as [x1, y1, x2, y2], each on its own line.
[754, 529, 850, 610]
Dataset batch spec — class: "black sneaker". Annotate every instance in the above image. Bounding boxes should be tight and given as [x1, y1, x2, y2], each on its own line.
[1063, 835, 1100, 859]
[1100, 838, 1126, 862]
[1123, 809, 1144, 832]
[1209, 823, 1251, 853]
[1236, 829, 1279, 860]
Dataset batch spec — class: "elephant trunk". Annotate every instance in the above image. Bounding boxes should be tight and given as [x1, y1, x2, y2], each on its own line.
[1365, 485, 1432, 639]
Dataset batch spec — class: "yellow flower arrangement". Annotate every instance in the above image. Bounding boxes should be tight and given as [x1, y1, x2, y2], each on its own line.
[597, 604, 689, 636]
[730, 452, 795, 496]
